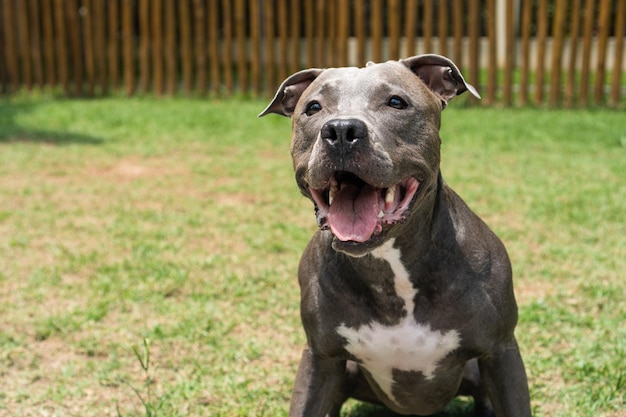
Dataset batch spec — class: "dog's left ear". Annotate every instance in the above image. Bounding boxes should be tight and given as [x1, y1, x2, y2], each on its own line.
[400, 54, 480, 107]
[259, 68, 324, 117]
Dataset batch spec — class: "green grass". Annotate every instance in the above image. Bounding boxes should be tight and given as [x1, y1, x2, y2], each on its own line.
[0, 92, 624, 417]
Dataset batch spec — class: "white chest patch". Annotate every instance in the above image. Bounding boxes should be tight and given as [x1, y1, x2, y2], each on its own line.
[336, 239, 461, 404]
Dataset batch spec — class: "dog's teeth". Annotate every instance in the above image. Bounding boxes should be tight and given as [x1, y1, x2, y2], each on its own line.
[378, 210, 384, 218]
[329, 183, 339, 205]
[385, 185, 396, 206]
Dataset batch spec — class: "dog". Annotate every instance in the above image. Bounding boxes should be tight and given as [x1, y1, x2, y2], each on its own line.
[260, 54, 531, 417]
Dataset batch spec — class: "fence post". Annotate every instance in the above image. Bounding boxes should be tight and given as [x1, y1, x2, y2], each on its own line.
[208, 0, 220, 95]
[139, 0, 150, 93]
[28, 0, 44, 89]
[468, 0, 480, 98]
[263, 0, 275, 94]
[580, 0, 595, 106]
[534, 0, 548, 104]
[453, 0, 463, 68]
[84, 0, 96, 95]
[371, 0, 383, 62]
[503, 0, 516, 105]
[438, 0, 448, 57]
[610, 0, 625, 106]
[486, 0, 497, 105]
[404, 0, 417, 58]
[108, 0, 120, 91]
[289, 0, 301, 74]
[594, 0, 612, 104]
[180, 0, 194, 94]
[17, 0, 33, 90]
[41, 0, 56, 87]
[388, 0, 401, 60]
[549, 0, 567, 106]
[235, 0, 247, 93]
[565, 0, 582, 107]
[193, 0, 207, 95]
[423, 0, 433, 53]
[122, 0, 134, 95]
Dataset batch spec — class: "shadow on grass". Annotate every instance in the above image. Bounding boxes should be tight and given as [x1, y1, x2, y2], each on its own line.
[344, 397, 475, 417]
[0, 98, 102, 145]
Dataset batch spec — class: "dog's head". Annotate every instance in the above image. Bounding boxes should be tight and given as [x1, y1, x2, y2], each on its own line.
[260, 55, 478, 255]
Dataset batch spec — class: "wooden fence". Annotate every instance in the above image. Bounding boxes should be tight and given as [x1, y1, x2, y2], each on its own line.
[0, 0, 624, 107]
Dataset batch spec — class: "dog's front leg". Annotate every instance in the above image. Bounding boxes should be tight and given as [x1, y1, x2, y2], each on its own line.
[479, 337, 531, 417]
[288, 347, 347, 417]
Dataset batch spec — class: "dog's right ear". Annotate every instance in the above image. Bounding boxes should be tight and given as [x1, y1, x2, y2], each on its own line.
[259, 69, 324, 117]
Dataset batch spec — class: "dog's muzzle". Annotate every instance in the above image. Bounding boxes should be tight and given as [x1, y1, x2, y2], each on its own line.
[309, 171, 420, 243]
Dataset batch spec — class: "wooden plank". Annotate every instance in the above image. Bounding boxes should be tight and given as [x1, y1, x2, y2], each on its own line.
[180, 0, 194, 93]
[549, 0, 567, 106]
[83, 0, 96, 95]
[304, 0, 314, 67]
[165, 0, 177, 95]
[519, 0, 532, 105]
[388, 0, 401, 60]
[41, 0, 57, 86]
[354, 0, 366, 63]
[486, 0, 497, 104]
[565, 0, 582, 107]
[278, 0, 288, 80]
[593, 0, 611, 103]
[93, 0, 107, 94]
[208, 0, 220, 94]
[337, 0, 349, 66]
[221, 0, 233, 93]
[404, 0, 417, 57]
[315, 0, 326, 66]
[438, 0, 448, 56]
[263, 0, 275, 93]
[108, 0, 120, 90]
[0, 6, 4, 93]
[534, 0, 548, 104]
[28, 0, 44, 88]
[139, 0, 150, 93]
[235, 0, 247, 92]
[153, 0, 165, 95]
[17, 0, 32, 89]
[193, 0, 207, 94]
[371, 0, 383, 62]
[122, 0, 134, 95]
[423, 0, 433, 53]
[610, 0, 625, 106]
[2, 0, 19, 92]
[67, 0, 83, 95]
[503, 0, 515, 104]
[579, 0, 595, 105]
[289, 0, 301, 73]
[327, 0, 336, 66]
[468, 0, 480, 94]
[453, 0, 463, 68]
[54, 0, 69, 93]
[250, 0, 261, 94]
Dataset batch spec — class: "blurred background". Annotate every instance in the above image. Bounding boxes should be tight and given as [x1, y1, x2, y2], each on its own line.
[0, 0, 624, 107]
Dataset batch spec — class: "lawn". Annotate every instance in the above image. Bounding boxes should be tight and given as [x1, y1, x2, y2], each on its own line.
[0, 93, 624, 417]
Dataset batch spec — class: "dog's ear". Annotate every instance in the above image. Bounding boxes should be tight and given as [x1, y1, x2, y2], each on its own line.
[259, 68, 324, 117]
[400, 54, 480, 107]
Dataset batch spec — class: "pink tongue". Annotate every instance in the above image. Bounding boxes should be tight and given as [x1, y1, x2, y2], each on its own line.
[329, 183, 379, 242]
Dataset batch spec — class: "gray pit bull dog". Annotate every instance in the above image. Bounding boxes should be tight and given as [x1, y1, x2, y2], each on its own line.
[259, 54, 531, 417]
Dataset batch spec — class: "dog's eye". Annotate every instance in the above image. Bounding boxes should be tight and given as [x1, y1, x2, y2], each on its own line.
[388, 96, 408, 109]
[305, 101, 322, 116]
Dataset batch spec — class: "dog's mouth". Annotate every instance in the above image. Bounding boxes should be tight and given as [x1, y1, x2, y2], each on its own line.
[309, 172, 420, 243]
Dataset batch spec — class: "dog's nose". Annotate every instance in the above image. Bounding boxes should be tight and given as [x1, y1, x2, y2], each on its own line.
[321, 118, 368, 151]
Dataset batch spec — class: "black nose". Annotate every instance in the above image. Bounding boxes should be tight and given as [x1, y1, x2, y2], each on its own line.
[321, 118, 368, 150]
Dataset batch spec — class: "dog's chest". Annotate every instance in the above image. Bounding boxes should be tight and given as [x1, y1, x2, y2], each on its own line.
[335, 239, 461, 404]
